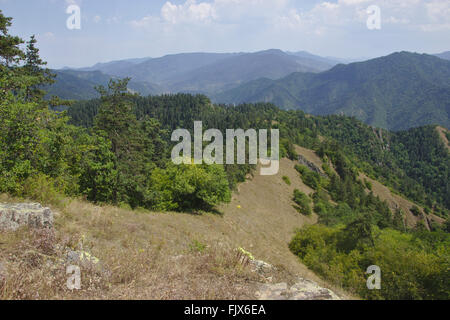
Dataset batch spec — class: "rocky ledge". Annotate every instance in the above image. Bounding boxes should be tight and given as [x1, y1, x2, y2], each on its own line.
[0, 203, 53, 231]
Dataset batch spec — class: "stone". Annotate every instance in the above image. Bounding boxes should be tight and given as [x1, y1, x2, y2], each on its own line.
[297, 155, 327, 177]
[288, 278, 340, 300]
[255, 282, 288, 300]
[255, 278, 340, 300]
[0, 203, 53, 231]
[66, 250, 100, 269]
[250, 259, 275, 275]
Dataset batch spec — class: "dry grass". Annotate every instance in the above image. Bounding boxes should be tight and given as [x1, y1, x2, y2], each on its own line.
[0, 156, 355, 300]
[0, 199, 263, 300]
[358, 173, 445, 229]
[436, 126, 450, 152]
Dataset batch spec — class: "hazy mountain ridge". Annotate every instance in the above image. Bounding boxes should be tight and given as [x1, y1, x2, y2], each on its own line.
[52, 50, 337, 96]
[435, 51, 450, 61]
[215, 52, 450, 130]
[47, 70, 161, 100]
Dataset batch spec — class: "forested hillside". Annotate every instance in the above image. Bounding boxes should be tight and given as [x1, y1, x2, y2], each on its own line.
[216, 52, 450, 131]
[46, 70, 161, 100]
[1, 10, 448, 300]
[68, 96, 450, 216]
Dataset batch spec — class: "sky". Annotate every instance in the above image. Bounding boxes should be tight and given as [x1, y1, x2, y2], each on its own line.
[1, 0, 449, 68]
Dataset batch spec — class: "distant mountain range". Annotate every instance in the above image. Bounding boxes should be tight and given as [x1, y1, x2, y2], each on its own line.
[215, 52, 450, 131]
[435, 51, 450, 61]
[48, 70, 161, 100]
[47, 49, 338, 99]
[47, 50, 450, 130]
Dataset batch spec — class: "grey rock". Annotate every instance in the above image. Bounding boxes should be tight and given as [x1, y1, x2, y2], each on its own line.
[297, 155, 327, 177]
[66, 250, 100, 269]
[256, 278, 340, 300]
[250, 259, 275, 275]
[288, 278, 339, 300]
[255, 283, 288, 300]
[0, 203, 53, 231]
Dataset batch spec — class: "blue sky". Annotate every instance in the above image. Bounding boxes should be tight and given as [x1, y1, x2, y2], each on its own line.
[1, 0, 449, 68]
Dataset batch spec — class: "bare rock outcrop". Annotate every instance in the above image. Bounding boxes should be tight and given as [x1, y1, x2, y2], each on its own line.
[0, 203, 53, 231]
[255, 278, 340, 300]
[297, 155, 327, 177]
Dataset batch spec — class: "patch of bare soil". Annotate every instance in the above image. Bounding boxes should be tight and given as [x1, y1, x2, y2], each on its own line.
[436, 126, 450, 152]
[359, 174, 444, 229]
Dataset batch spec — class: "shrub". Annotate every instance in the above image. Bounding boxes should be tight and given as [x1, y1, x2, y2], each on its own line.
[293, 189, 312, 215]
[147, 162, 231, 212]
[290, 225, 450, 300]
[282, 176, 291, 185]
[410, 205, 421, 216]
[294, 165, 307, 175]
[364, 179, 373, 191]
[21, 174, 64, 205]
[295, 165, 328, 191]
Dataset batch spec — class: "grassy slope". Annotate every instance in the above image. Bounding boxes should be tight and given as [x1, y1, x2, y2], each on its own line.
[436, 126, 450, 152]
[294, 145, 439, 229]
[0, 157, 354, 300]
[2, 143, 443, 299]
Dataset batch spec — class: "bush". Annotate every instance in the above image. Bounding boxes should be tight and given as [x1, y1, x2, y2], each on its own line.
[410, 205, 421, 216]
[294, 164, 307, 175]
[21, 174, 64, 205]
[290, 225, 450, 300]
[364, 179, 373, 191]
[293, 189, 312, 215]
[147, 162, 231, 212]
[295, 165, 328, 191]
[282, 176, 291, 185]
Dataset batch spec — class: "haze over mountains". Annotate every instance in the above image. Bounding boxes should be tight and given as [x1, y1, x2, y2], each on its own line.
[49, 49, 338, 99]
[48, 49, 450, 131]
[435, 51, 450, 61]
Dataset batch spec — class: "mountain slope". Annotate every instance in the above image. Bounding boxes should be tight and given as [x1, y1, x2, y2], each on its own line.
[435, 51, 450, 61]
[98, 52, 240, 85]
[0, 157, 353, 299]
[46, 70, 161, 100]
[216, 52, 450, 130]
[167, 49, 331, 94]
[65, 50, 335, 96]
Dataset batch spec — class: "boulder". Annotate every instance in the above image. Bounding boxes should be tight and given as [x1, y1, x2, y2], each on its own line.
[288, 278, 340, 300]
[255, 278, 340, 300]
[250, 259, 275, 275]
[0, 203, 53, 231]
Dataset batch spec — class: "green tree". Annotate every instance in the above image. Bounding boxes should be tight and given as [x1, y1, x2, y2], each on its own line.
[338, 216, 374, 252]
[148, 162, 231, 211]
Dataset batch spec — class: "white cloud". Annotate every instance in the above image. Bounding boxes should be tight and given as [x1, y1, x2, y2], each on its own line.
[128, 0, 450, 51]
[161, 0, 216, 24]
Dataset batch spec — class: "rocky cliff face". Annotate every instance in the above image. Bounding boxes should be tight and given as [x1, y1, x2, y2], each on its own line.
[0, 203, 53, 231]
